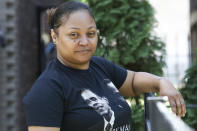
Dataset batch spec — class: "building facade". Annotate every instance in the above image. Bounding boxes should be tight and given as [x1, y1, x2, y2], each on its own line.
[190, 0, 197, 61]
[0, 0, 64, 131]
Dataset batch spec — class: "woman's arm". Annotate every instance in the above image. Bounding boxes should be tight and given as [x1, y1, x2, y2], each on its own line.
[28, 126, 60, 131]
[119, 70, 186, 117]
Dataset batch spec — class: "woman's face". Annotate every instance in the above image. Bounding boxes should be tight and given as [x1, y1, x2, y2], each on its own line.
[51, 10, 98, 69]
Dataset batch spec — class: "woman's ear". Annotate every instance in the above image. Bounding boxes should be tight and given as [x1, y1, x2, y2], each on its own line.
[51, 29, 57, 44]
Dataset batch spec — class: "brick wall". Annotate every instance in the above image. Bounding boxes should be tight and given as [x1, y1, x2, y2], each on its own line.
[0, 0, 65, 130]
[0, 0, 19, 130]
[0, 0, 6, 130]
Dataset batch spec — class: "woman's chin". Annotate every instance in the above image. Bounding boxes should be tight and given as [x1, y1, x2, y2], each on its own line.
[75, 54, 93, 63]
[74, 56, 92, 65]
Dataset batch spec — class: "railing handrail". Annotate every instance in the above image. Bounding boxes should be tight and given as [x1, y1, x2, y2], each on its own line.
[166, 104, 197, 109]
[144, 93, 195, 131]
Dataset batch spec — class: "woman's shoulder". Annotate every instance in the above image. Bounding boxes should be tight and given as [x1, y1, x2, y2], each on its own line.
[24, 66, 70, 103]
[40, 59, 70, 82]
[91, 56, 106, 62]
[91, 56, 110, 65]
[91, 56, 115, 69]
[37, 69, 70, 88]
[32, 63, 70, 93]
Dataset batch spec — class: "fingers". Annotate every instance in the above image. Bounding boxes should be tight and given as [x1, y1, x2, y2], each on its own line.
[169, 95, 186, 117]
[158, 78, 186, 117]
[180, 97, 186, 117]
[175, 96, 182, 117]
[175, 94, 186, 117]
[169, 96, 177, 114]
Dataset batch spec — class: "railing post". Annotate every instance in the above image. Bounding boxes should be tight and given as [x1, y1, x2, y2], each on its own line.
[144, 93, 150, 131]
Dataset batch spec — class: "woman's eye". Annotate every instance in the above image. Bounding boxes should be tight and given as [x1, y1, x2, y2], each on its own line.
[87, 32, 96, 37]
[69, 33, 78, 38]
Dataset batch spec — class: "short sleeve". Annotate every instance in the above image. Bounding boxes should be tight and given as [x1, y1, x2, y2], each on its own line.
[92, 56, 128, 89]
[23, 78, 64, 127]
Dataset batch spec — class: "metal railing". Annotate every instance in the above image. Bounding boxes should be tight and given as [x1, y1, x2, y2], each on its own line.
[144, 93, 196, 131]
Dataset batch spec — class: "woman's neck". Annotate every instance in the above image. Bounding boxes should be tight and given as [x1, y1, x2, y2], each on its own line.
[57, 55, 90, 70]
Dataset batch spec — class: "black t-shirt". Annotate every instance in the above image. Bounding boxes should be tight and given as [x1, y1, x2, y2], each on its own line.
[23, 56, 132, 131]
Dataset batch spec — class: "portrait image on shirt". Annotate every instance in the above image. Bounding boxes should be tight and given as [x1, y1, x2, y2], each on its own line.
[81, 89, 115, 131]
[103, 79, 119, 93]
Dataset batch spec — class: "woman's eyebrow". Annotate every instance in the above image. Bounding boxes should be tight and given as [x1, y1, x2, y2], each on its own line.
[88, 26, 96, 29]
[67, 26, 96, 30]
[68, 27, 80, 30]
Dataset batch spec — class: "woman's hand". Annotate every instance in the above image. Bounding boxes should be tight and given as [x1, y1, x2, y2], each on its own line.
[159, 78, 186, 117]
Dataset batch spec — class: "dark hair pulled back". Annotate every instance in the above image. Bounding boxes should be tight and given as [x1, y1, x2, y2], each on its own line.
[47, 1, 94, 33]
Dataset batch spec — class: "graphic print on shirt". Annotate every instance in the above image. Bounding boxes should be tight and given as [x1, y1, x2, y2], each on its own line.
[103, 80, 131, 131]
[103, 79, 119, 93]
[103, 79, 125, 109]
[81, 89, 115, 131]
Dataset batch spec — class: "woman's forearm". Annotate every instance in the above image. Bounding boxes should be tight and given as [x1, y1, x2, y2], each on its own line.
[133, 72, 161, 95]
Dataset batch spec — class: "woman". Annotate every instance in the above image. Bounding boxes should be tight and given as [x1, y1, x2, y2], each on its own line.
[23, 1, 186, 131]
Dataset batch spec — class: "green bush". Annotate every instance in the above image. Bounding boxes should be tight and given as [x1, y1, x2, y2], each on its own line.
[180, 59, 197, 129]
[86, 0, 166, 130]
[87, 0, 165, 74]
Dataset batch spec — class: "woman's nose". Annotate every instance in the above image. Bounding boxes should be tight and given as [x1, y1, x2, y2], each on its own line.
[79, 35, 88, 46]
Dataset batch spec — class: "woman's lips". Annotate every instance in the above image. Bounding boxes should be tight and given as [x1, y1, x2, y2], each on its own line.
[75, 49, 91, 54]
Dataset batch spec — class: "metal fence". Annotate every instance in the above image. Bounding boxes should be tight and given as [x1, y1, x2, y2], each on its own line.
[144, 93, 195, 131]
